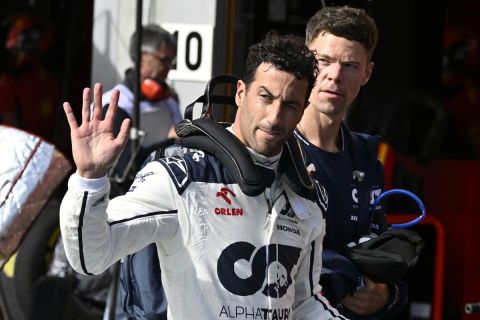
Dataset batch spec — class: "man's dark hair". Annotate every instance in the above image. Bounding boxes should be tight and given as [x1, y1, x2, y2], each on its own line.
[243, 31, 319, 105]
[305, 6, 378, 59]
[129, 23, 177, 62]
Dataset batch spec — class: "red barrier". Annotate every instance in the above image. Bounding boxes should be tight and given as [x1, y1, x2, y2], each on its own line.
[425, 159, 480, 319]
[387, 214, 445, 320]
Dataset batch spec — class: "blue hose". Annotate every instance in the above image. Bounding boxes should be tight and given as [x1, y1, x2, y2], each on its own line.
[371, 189, 426, 229]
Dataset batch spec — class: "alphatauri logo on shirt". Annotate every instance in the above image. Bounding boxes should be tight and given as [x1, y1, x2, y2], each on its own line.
[217, 242, 302, 298]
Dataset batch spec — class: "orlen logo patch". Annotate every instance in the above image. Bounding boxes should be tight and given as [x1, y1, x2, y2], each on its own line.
[216, 187, 236, 205]
[215, 187, 243, 216]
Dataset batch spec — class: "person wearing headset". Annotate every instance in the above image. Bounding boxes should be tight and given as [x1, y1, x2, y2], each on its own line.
[101, 23, 182, 150]
[294, 6, 408, 319]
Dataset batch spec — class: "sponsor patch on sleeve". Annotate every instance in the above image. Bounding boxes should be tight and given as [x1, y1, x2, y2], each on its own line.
[158, 156, 190, 194]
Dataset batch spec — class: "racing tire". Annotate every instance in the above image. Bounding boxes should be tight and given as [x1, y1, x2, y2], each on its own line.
[0, 266, 24, 320]
[12, 198, 105, 320]
[13, 198, 61, 319]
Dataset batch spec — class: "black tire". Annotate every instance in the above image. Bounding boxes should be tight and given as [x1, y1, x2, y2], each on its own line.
[0, 266, 25, 320]
[12, 198, 106, 320]
[0, 199, 60, 320]
[13, 198, 61, 318]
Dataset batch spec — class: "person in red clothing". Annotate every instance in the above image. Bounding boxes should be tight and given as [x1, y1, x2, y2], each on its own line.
[442, 25, 480, 157]
[0, 14, 60, 141]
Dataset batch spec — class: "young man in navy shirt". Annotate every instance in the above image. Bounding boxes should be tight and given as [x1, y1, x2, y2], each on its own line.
[295, 6, 407, 319]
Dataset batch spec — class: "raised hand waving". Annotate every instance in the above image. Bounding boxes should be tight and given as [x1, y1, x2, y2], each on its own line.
[63, 83, 131, 179]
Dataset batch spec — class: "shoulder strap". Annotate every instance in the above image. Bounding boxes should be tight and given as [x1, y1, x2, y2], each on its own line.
[174, 118, 313, 197]
[176, 118, 267, 196]
[281, 135, 315, 198]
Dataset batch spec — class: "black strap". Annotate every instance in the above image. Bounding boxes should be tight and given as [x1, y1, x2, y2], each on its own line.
[281, 135, 314, 198]
[176, 118, 266, 196]
[174, 117, 314, 198]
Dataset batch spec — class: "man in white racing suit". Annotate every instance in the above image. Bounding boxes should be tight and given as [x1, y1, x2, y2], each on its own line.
[60, 32, 346, 319]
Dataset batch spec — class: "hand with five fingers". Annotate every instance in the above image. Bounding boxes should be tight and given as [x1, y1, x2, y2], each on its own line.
[63, 83, 131, 179]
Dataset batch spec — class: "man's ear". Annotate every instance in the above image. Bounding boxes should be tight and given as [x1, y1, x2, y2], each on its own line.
[235, 80, 246, 107]
[362, 61, 374, 86]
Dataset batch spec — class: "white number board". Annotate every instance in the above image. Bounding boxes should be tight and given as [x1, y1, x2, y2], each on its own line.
[162, 23, 214, 82]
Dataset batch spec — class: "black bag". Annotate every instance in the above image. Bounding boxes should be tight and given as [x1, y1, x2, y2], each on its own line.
[346, 228, 425, 283]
